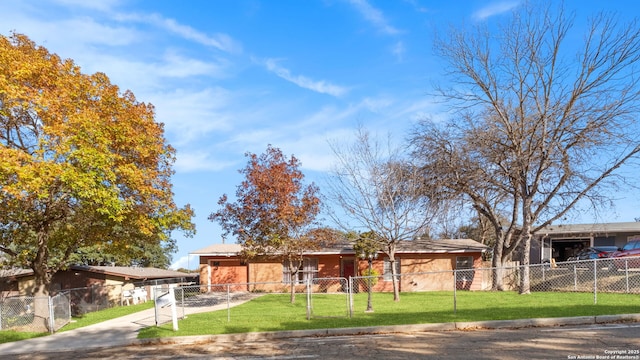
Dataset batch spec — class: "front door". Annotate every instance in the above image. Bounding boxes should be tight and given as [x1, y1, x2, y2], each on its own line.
[341, 258, 356, 278]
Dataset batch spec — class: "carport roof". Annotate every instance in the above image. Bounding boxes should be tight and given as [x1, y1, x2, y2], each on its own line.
[0, 266, 195, 281]
[536, 222, 640, 236]
[69, 265, 196, 280]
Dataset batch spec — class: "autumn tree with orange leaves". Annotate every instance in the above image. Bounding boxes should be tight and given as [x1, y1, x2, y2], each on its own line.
[210, 145, 327, 303]
[0, 33, 194, 328]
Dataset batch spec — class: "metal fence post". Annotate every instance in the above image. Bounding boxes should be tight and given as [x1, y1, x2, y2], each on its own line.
[306, 278, 311, 320]
[153, 286, 160, 326]
[345, 277, 352, 319]
[625, 259, 630, 293]
[593, 260, 597, 304]
[453, 269, 457, 314]
[226, 284, 231, 323]
[181, 287, 186, 320]
[48, 296, 54, 334]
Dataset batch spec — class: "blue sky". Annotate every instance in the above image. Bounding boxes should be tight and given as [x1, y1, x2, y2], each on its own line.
[2, 0, 639, 270]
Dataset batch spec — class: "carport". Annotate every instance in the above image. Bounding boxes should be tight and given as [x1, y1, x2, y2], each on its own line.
[533, 222, 640, 264]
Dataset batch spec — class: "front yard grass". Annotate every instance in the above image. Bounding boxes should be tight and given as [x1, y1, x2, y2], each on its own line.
[59, 301, 154, 332]
[138, 291, 640, 338]
[0, 301, 154, 344]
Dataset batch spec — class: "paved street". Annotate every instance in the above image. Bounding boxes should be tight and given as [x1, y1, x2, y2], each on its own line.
[6, 322, 640, 360]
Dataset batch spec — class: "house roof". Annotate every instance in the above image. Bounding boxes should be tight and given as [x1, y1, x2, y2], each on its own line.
[536, 222, 640, 236]
[69, 265, 196, 280]
[0, 268, 33, 279]
[191, 238, 489, 257]
[191, 243, 243, 256]
[396, 238, 490, 253]
[0, 266, 195, 281]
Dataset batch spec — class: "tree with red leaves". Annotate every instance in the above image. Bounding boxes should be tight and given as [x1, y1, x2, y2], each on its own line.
[210, 145, 326, 302]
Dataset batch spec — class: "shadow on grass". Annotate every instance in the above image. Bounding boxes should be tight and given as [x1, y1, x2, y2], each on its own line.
[139, 300, 640, 339]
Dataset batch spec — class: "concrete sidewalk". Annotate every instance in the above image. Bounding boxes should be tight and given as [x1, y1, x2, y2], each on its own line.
[0, 301, 237, 356]
[1, 308, 639, 356]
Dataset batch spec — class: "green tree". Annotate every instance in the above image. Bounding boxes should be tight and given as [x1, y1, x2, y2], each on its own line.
[210, 145, 327, 303]
[0, 34, 194, 326]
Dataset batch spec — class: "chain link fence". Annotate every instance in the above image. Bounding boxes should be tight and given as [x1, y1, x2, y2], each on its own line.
[151, 257, 640, 327]
[3, 257, 639, 332]
[307, 277, 350, 319]
[0, 293, 70, 333]
[529, 257, 640, 294]
[152, 280, 346, 326]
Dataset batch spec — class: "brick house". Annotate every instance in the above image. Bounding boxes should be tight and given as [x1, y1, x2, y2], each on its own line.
[191, 238, 490, 292]
[0, 265, 196, 314]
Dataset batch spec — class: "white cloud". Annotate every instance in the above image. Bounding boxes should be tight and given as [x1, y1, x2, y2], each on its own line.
[264, 59, 348, 97]
[51, 0, 122, 12]
[472, 1, 520, 21]
[347, 0, 401, 35]
[7, 17, 142, 52]
[149, 87, 235, 145]
[131, 13, 243, 54]
[175, 151, 237, 173]
[72, 53, 229, 95]
[170, 255, 197, 270]
[391, 41, 406, 62]
[159, 51, 231, 79]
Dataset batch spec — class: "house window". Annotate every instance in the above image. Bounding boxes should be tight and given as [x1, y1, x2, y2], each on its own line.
[383, 257, 400, 281]
[455, 256, 475, 288]
[456, 256, 474, 270]
[283, 258, 318, 284]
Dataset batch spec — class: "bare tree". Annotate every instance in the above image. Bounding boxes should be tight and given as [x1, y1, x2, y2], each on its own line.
[410, 3, 640, 293]
[325, 128, 439, 301]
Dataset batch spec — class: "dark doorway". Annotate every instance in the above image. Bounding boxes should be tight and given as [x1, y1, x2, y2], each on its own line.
[551, 239, 590, 261]
[341, 258, 356, 278]
[341, 258, 356, 293]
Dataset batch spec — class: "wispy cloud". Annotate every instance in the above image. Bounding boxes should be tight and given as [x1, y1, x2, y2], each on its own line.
[170, 254, 197, 270]
[263, 59, 348, 97]
[175, 150, 237, 173]
[114, 13, 242, 54]
[347, 0, 400, 35]
[51, 0, 122, 12]
[471, 1, 520, 21]
[149, 87, 235, 146]
[391, 41, 405, 62]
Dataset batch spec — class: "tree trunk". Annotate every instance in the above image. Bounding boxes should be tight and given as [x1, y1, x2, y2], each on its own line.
[519, 233, 532, 294]
[389, 257, 400, 302]
[491, 236, 505, 291]
[289, 262, 299, 303]
[289, 276, 296, 303]
[32, 229, 53, 332]
[32, 270, 51, 332]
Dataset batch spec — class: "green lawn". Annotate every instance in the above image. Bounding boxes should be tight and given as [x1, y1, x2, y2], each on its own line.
[59, 301, 154, 332]
[0, 302, 154, 344]
[138, 291, 640, 338]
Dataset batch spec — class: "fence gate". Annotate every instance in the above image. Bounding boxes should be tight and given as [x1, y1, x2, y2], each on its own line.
[306, 277, 351, 320]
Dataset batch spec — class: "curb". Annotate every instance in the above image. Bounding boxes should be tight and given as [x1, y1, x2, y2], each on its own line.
[137, 313, 640, 346]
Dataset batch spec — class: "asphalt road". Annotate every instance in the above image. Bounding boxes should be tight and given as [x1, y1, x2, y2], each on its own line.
[6, 322, 640, 360]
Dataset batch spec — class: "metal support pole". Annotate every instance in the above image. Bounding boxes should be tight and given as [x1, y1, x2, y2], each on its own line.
[48, 296, 55, 334]
[348, 276, 353, 318]
[306, 278, 311, 320]
[226, 284, 231, 323]
[593, 260, 598, 304]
